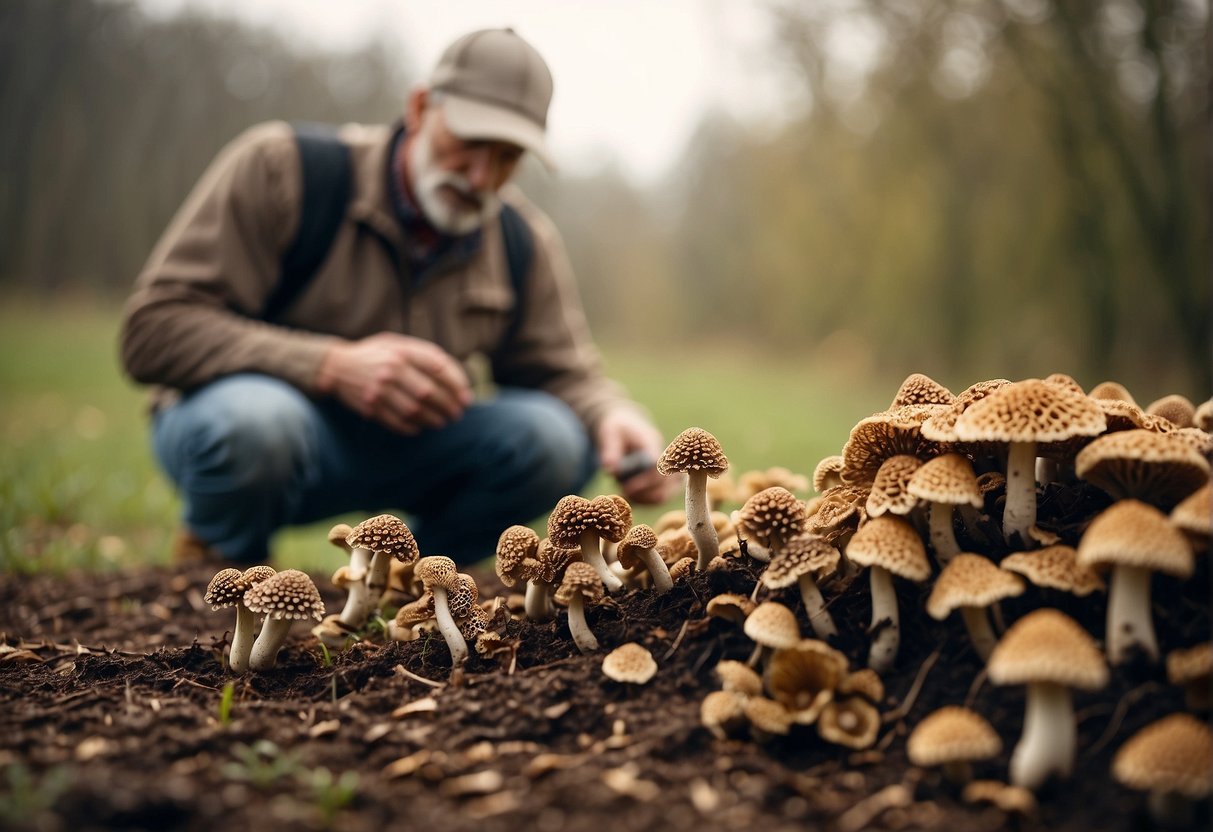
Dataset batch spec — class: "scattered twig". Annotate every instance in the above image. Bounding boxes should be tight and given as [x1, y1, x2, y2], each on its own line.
[963, 668, 988, 709]
[835, 783, 912, 832]
[170, 676, 220, 693]
[394, 664, 445, 689]
[882, 646, 943, 724]
[662, 619, 691, 662]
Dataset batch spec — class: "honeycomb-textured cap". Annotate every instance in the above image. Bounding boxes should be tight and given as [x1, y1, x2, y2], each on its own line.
[602, 642, 658, 684]
[846, 516, 931, 582]
[1113, 713, 1212, 799]
[987, 608, 1108, 691]
[839, 668, 885, 705]
[414, 555, 460, 591]
[243, 569, 325, 622]
[891, 372, 956, 408]
[865, 454, 923, 518]
[1096, 397, 1172, 433]
[1077, 499, 1194, 579]
[553, 561, 605, 606]
[715, 660, 763, 696]
[657, 427, 729, 478]
[817, 696, 880, 750]
[767, 640, 848, 723]
[204, 568, 246, 610]
[762, 533, 840, 590]
[737, 487, 809, 549]
[1076, 430, 1209, 507]
[536, 537, 578, 584]
[241, 565, 277, 586]
[706, 593, 755, 625]
[953, 378, 1106, 444]
[1196, 399, 1213, 433]
[347, 514, 419, 564]
[445, 574, 479, 620]
[743, 601, 801, 649]
[1171, 427, 1213, 459]
[813, 455, 846, 493]
[920, 379, 1012, 443]
[495, 525, 540, 587]
[668, 556, 696, 582]
[808, 485, 868, 536]
[1000, 546, 1105, 596]
[842, 405, 947, 485]
[547, 494, 627, 547]
[604, 494, 633, 529]
[457, 603, 491, 640]
[907, 453, 982, 508]
[907, 706, 1002, 767]
[926, 554, 1024, 619]
[617, 524, 659, 570]
[1146, 394, 1196, 428]
[1044, 372, 1085, 395]
[394, 593, 436, 627]
[744, 696, 794, 736]
[1167, 642, 1212, 687]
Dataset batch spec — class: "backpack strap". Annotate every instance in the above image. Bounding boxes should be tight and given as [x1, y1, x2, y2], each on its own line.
[263, 123, 352, 322]
[497, 202, 534, 346]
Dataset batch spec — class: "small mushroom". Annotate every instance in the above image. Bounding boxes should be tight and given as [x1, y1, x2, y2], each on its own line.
[816, 695, 881, 750]
[736, 486, 810, 561]
[714, 660, 763, 696]
[554, 561, 605, 653]
[701, 689, 749, 740]
[926, 554, 1025, 662]
[344, 514, 419, 628]
[907, 706, 1002, 786]
[616, 524, 674, 593]
[495, 525, 545, 617]
[1166, 643, 1212, 713]
[761, 533, 841, 640]
[657, 427, 730, 570]
[205, 568, 253, 673]
[1112, 712, 1212, 828]
[1000, 545, 1106, 597]
[602, 643, 657, 684]
[243, 569, 325, 671]
[906, 453, 982, 567]
[961, 781, 1038, 818]
[744, 696, 794, 742]
[742, 601, 800, 668]
[413, 556, 471, 666]
[765, 639, 848, 724]
[547, 495, 627, 593]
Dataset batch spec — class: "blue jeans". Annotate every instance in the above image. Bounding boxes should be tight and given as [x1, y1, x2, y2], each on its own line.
[152, 374, 597, 564]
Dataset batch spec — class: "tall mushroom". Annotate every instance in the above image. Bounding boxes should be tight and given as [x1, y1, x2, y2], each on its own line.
[244, 569, 326, 671]
[495, 525, 544, 617]
[344, 514, 418, 628]
[554, 561, 605, 653]
[205, 566, 276, 673]
[907, 453, 982, 567]
[761, 532, 841, 640]
[413, 556, 471, 667]
[907, 706, 1002, 786]
[547, 495, 627, 593]
[986, 608, 1109, 790]
[657, 427, 730, 570]
[845, 516, 932, 673]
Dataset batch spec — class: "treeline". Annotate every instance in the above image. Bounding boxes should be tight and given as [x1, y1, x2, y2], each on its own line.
[1, 0, 1208, 396]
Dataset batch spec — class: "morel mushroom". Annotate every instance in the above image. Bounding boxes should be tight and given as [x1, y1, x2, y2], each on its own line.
[244, 569, 325, 671]
[554, 561, 605, 653]
[657, 427, 730, 570]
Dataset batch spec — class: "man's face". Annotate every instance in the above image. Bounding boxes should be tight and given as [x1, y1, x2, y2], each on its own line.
[406, 103, 525, 235]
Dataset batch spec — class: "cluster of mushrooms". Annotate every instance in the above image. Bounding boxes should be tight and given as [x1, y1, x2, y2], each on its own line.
[203, 372, 1211, 826]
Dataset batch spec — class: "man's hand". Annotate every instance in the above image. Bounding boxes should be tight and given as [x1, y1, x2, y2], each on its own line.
[316, 333, 473, 435]
[596, 406, 677, 505]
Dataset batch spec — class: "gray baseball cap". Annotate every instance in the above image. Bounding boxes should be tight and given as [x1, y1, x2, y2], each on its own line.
[429, 28, 555, 167]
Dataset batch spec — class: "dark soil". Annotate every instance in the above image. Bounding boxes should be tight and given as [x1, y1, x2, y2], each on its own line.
[1, 499, 1209, 832]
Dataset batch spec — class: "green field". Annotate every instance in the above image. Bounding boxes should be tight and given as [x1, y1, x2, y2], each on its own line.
[0, 294, 887, 574]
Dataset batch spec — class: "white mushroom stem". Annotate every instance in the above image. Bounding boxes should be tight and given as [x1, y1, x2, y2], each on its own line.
[364, 550, 394, 614]
[566, 593, 599, 653]
[249, 615, 293, 671]
[744, 539, 772, 563]
[867, 565, 901, 674]
[579, 531, 624, 593]
[228, 604, 257, 673]
[798, 574, 838, 640]
[687, 471, 721, 570]
[1105, 564, 1157, 665]
[1010, 681, 1075, 790]
[431, 585, 469, 666]
[959, 606, 998, 662]
[928, 502, 961, 567]
[637, 548, 674, 594]
[1002, 441, 1038, 545]
[524, 579, 554, 621]
[337, 546, 375, 629]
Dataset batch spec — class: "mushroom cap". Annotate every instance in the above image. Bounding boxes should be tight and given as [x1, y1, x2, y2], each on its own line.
[668, 556, 697, 582]
[767, 639, 849, 723]
[907, 453, 982, 508]
[553, 561, 605, 606]
[839, 668, 885, 705]
[962, 781, 1038, 816]
[953, 378, 1106, 444]
[1000, 545, 1106, 596]
[241, 565, 277, 585]
[457, 603, 491, 640]
[602, 642, 658, 684]
[617, 524, 659, 571]
[817, 696, 881, 750]
[846, 516, 932, 582]
[907, 706, 1002, 767]
[701, 690, 748, 739]
[1076, 499, 1194, 579]
[706, 593, 756, 625]
[1096, 397, 1175, 433]
[743, 601, 801, 649]
[1167, 642, 1212, 687]
[1146, 394, 1196, 429]
[1044, 372, 1085, 395]
[1089, 380, 1139, 408]
[926, 554, 1025, 620]
[547, 494, 628, 547]
[394, 593, 436, 627]
[920, 379, 1012, 443]
[346, 514, 419, 564]
[414, 555, 460, 591]
[762, 533, 840, 590]
[495, 525, 540, 587]
[657, 427, 729, 478]
[535, 537, 579, 584]
[446, 573, 480, 620]
[1075, 429, 1210, 508]
[204, 568, 246, 610]
[864, 454, 923, 518]
[891, 372, 956, 408]
[737, 486, 810, 549]
[242, 569, 325, 622]
[808, 485, 868, 537]
[986, 608, 1108, 691]
[330, 565, 355, 589]
[715, 660, 763, 696]
[744, 696, 794, 736]
[1112, 713, 1213, 799]
[841, 405, 947, 485]
[653, 509, 687, 534]
[1196, 399, 1213, 433]
[812, 455, 846, 493]
[326, 523, 353, 551]
[737, 466, 810, 502]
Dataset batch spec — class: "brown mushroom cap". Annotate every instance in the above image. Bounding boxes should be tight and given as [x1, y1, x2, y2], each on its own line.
[986, 608, 1108, 691]
[1000, 546, 1106, 596]
[715, 660, 764, 696]
[1096, 397, 1175, 433]
[920, 379, 1012, 443]
[617, 524, 659, 571]
[547, 494, 627, 548]
[445, 574, 480, 620]
[1112, 713, 1213, 799]
[243, 569, 325, 622]
[414, 555, 460, 591]
[846, 516, 932, 582]
[553, 561, 605, 606]
[602, 643, 658, 684]
[1075, 429, 1210, 508]
[812, 455, 846, 493]
[891, 372, 957, 408]
[394, 593, 436, 627]
[536, 537, 579, 584]
[744, 696, 794, 736]
[839, 668, 885, 705]
[766, 639, 848, 723]
[1166, 643, 1212, 688]
[864, 454, 923, 518]
[953, 378, 1107, 445]
[701, 690, 749, 739]
[1146, 394, 1197, 429]
[706, 593, 756, 625]
[762, 533, 840, 590]
[346, 513, 419, 564]
[907, 706, 1002, 768]
[808, 485, 868, 539]
[743, 601, 801, 650]
[657, 427, 729, 477]
[326, 523, 353, 551]
[817, 696, 881, 749]
[736, 486, 810, 549]
[962, 781, 1038, 816]
[495, 525, 540, 587]
[926, 554, 1025, 620]
[841, 405, 948, 485]
[907, 453, 982, 508]
[241, 565, 277, 586]
[1195, 399, 1213, 433]
[1089, 380, 1139, 408]
[1076, 499, 1194, 579]
[204, 568, 246, 610]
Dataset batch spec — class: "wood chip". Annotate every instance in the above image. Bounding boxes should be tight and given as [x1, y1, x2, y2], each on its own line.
[835, 784, 912, 832]
[524, 753, 581, 778]
[383, 749, 435, 779]
[308, 719, 340, 738]
[464, 791, 521, 819]
[462, 742, 496, 764]
[392, 696, 438, 718]
[75, 736, 113, 762]
[439, 770, 504, 796]
[543, 702, 571, 720]
[0, 649, 45, 665]
[363, 723, 393, 744]
[602, 764, 660, 801]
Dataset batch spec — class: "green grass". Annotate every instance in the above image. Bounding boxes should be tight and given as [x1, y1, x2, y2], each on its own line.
[0, 293, 887, 574]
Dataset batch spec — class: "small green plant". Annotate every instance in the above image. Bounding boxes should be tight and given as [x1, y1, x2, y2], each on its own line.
[217, 681, 235, 727]
[221, 741, 303, 789]
[364, 613, 388, 639]
[317, 642, 333, 668]
[0, 764, 73, 826]
[302, 767, 359, 827]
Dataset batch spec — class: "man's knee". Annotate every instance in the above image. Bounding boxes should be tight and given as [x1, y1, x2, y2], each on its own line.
[485, 390, 595, 496]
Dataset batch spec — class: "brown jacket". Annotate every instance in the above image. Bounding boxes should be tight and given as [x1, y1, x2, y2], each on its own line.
[120, 120, 637, 433]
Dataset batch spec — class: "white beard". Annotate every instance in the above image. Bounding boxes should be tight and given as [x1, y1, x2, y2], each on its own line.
[407, 120, 501, 235]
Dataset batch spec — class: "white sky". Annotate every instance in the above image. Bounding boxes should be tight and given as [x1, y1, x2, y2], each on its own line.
[134, 0, 800, 183]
